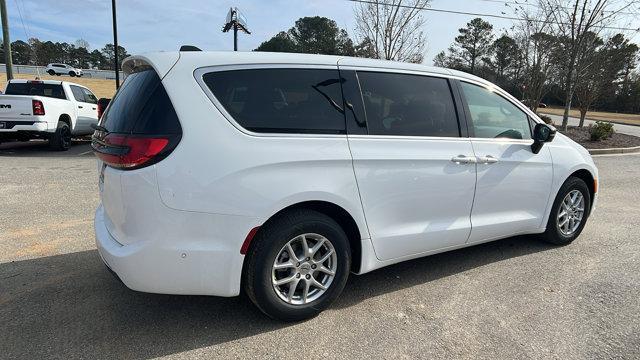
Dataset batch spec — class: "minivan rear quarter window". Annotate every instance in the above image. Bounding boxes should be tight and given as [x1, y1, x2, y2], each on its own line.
[357, 71, 460, 137]
[203, 68, 346, 134]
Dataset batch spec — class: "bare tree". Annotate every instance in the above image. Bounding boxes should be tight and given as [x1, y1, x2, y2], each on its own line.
[539, 0, 636, 130]
[512, 6, 556, 113]
[574, 33, 605, 127]
[74, 39, 90, 50]
[353, 0, 429, 63]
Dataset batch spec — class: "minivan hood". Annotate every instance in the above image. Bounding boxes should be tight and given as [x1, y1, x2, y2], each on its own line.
[555, 132, 594, 162]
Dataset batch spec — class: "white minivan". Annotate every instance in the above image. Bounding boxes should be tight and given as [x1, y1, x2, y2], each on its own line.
[93, 50, 598, 321]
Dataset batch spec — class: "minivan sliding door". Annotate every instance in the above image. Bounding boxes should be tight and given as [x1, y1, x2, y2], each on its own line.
[340, 69, 477, 261]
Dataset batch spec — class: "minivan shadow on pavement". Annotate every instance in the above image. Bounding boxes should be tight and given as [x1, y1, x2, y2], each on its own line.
[0, 235, 553, 359]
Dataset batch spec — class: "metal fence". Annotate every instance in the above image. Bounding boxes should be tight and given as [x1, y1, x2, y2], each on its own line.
[0, 64, 122, 80]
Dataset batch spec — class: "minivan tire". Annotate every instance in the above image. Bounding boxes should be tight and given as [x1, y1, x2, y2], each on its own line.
[69, 71, 76, 77]
[541, 176, 591, 245]
[243, 209, 351, 321]
[50, 122, 71, 151]
[47, 69, 55, 76]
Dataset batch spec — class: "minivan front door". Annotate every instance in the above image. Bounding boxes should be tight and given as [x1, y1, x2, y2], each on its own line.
[343, 69, 477, 261]
[458, 81, 553, 243]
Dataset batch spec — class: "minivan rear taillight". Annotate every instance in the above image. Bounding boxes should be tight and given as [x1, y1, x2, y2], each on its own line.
[92, 133, 179, 169]
[32, 100, 45, 115]
[92, 66, 181, 170]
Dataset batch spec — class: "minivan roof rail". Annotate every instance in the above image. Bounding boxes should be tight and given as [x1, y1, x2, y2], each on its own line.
[179, 45, 201, 52]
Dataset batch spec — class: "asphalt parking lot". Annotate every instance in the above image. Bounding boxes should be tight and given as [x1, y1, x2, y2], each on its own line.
[1, 141, 639, 359]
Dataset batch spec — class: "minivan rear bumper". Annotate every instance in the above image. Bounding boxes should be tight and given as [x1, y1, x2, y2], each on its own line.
[95, 204, 250, 297]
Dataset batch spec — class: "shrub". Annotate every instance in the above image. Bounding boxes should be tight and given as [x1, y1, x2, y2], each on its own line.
[589, 121, 615, 141]
[537, 114, 554, 125]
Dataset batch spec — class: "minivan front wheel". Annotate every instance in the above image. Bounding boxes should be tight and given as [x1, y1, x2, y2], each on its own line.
[542, 176, 591, 245]
[243, 209, 351, 321]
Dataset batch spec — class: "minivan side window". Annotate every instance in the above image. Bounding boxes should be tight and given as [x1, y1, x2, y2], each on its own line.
[356, 71, 460, 137]
[203, 69, 346, 134]
[460, 82, 532, 140]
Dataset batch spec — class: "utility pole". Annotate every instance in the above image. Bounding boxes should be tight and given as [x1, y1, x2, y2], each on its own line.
[111, 0, 120, 88]
[0, 0, 13, 80]
[222, 7, 250, 51]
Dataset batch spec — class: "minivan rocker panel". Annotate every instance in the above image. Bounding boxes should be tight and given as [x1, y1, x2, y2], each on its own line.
[94, 51, 598, 320]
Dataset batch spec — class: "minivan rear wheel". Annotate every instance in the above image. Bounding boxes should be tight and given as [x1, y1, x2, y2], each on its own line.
[243, 209, 351, 321]
[541, 176, 591, 245]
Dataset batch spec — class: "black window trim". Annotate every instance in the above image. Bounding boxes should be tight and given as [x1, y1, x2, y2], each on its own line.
[456, 79, 536, 141]
[337, 69, 368, 135]
[194, 64, 350, 138]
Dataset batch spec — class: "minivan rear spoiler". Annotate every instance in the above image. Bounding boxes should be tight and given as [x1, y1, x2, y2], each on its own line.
[121, 52, 180, 79]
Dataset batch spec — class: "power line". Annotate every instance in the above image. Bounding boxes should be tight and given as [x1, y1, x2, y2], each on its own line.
[18, 0, 34, 39]
[13, 0, 41, 77]
[12, 0, 28, 39]
[347, 0, 640, 32]
[470, 0, 638, 17]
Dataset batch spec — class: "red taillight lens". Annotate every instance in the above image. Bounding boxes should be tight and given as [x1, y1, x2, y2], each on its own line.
[32, 100, 45, 115]
[92, 134, 170, 169]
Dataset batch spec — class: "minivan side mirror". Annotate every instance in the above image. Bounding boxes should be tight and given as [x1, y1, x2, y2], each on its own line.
[531, 123, 556, 154]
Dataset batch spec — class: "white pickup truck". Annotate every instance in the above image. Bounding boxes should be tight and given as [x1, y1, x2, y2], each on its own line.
[0, 79, 99, 150]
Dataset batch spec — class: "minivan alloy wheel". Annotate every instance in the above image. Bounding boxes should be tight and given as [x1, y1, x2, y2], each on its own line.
[272, 233, 337, 305]
[557, 190, 585, 236]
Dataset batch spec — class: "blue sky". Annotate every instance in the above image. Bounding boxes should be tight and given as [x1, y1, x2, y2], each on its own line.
[5, 0, 640, 65]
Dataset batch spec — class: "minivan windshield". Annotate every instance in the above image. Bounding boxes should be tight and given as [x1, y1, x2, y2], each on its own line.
[4, 82, 67, 99]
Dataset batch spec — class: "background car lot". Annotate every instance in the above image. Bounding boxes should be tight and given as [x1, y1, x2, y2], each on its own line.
[1, 141, 639, 359]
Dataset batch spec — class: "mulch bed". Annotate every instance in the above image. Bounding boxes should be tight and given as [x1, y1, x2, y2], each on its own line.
[560, 126, 640, 149]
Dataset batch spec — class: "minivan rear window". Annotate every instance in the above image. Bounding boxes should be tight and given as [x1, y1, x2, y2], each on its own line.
[5, 82, 66, 99]
[100, 68, 181, 134]
[203, 68, 346, 134]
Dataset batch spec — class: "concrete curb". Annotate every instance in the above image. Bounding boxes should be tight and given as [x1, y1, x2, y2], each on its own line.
[587, 145, 640, 155]
[537, 111, 640, 128]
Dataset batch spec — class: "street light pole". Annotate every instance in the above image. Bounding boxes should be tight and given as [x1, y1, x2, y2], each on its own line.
[111, 0, 120, 88]
[0, 0, 13, 80]
[233, 23, 238, 51]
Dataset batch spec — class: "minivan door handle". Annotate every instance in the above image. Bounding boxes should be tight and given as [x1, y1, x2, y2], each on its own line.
[451, 155, 477, 164]
[478, 155, 499, 164]
[78, 105, 83, 109]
